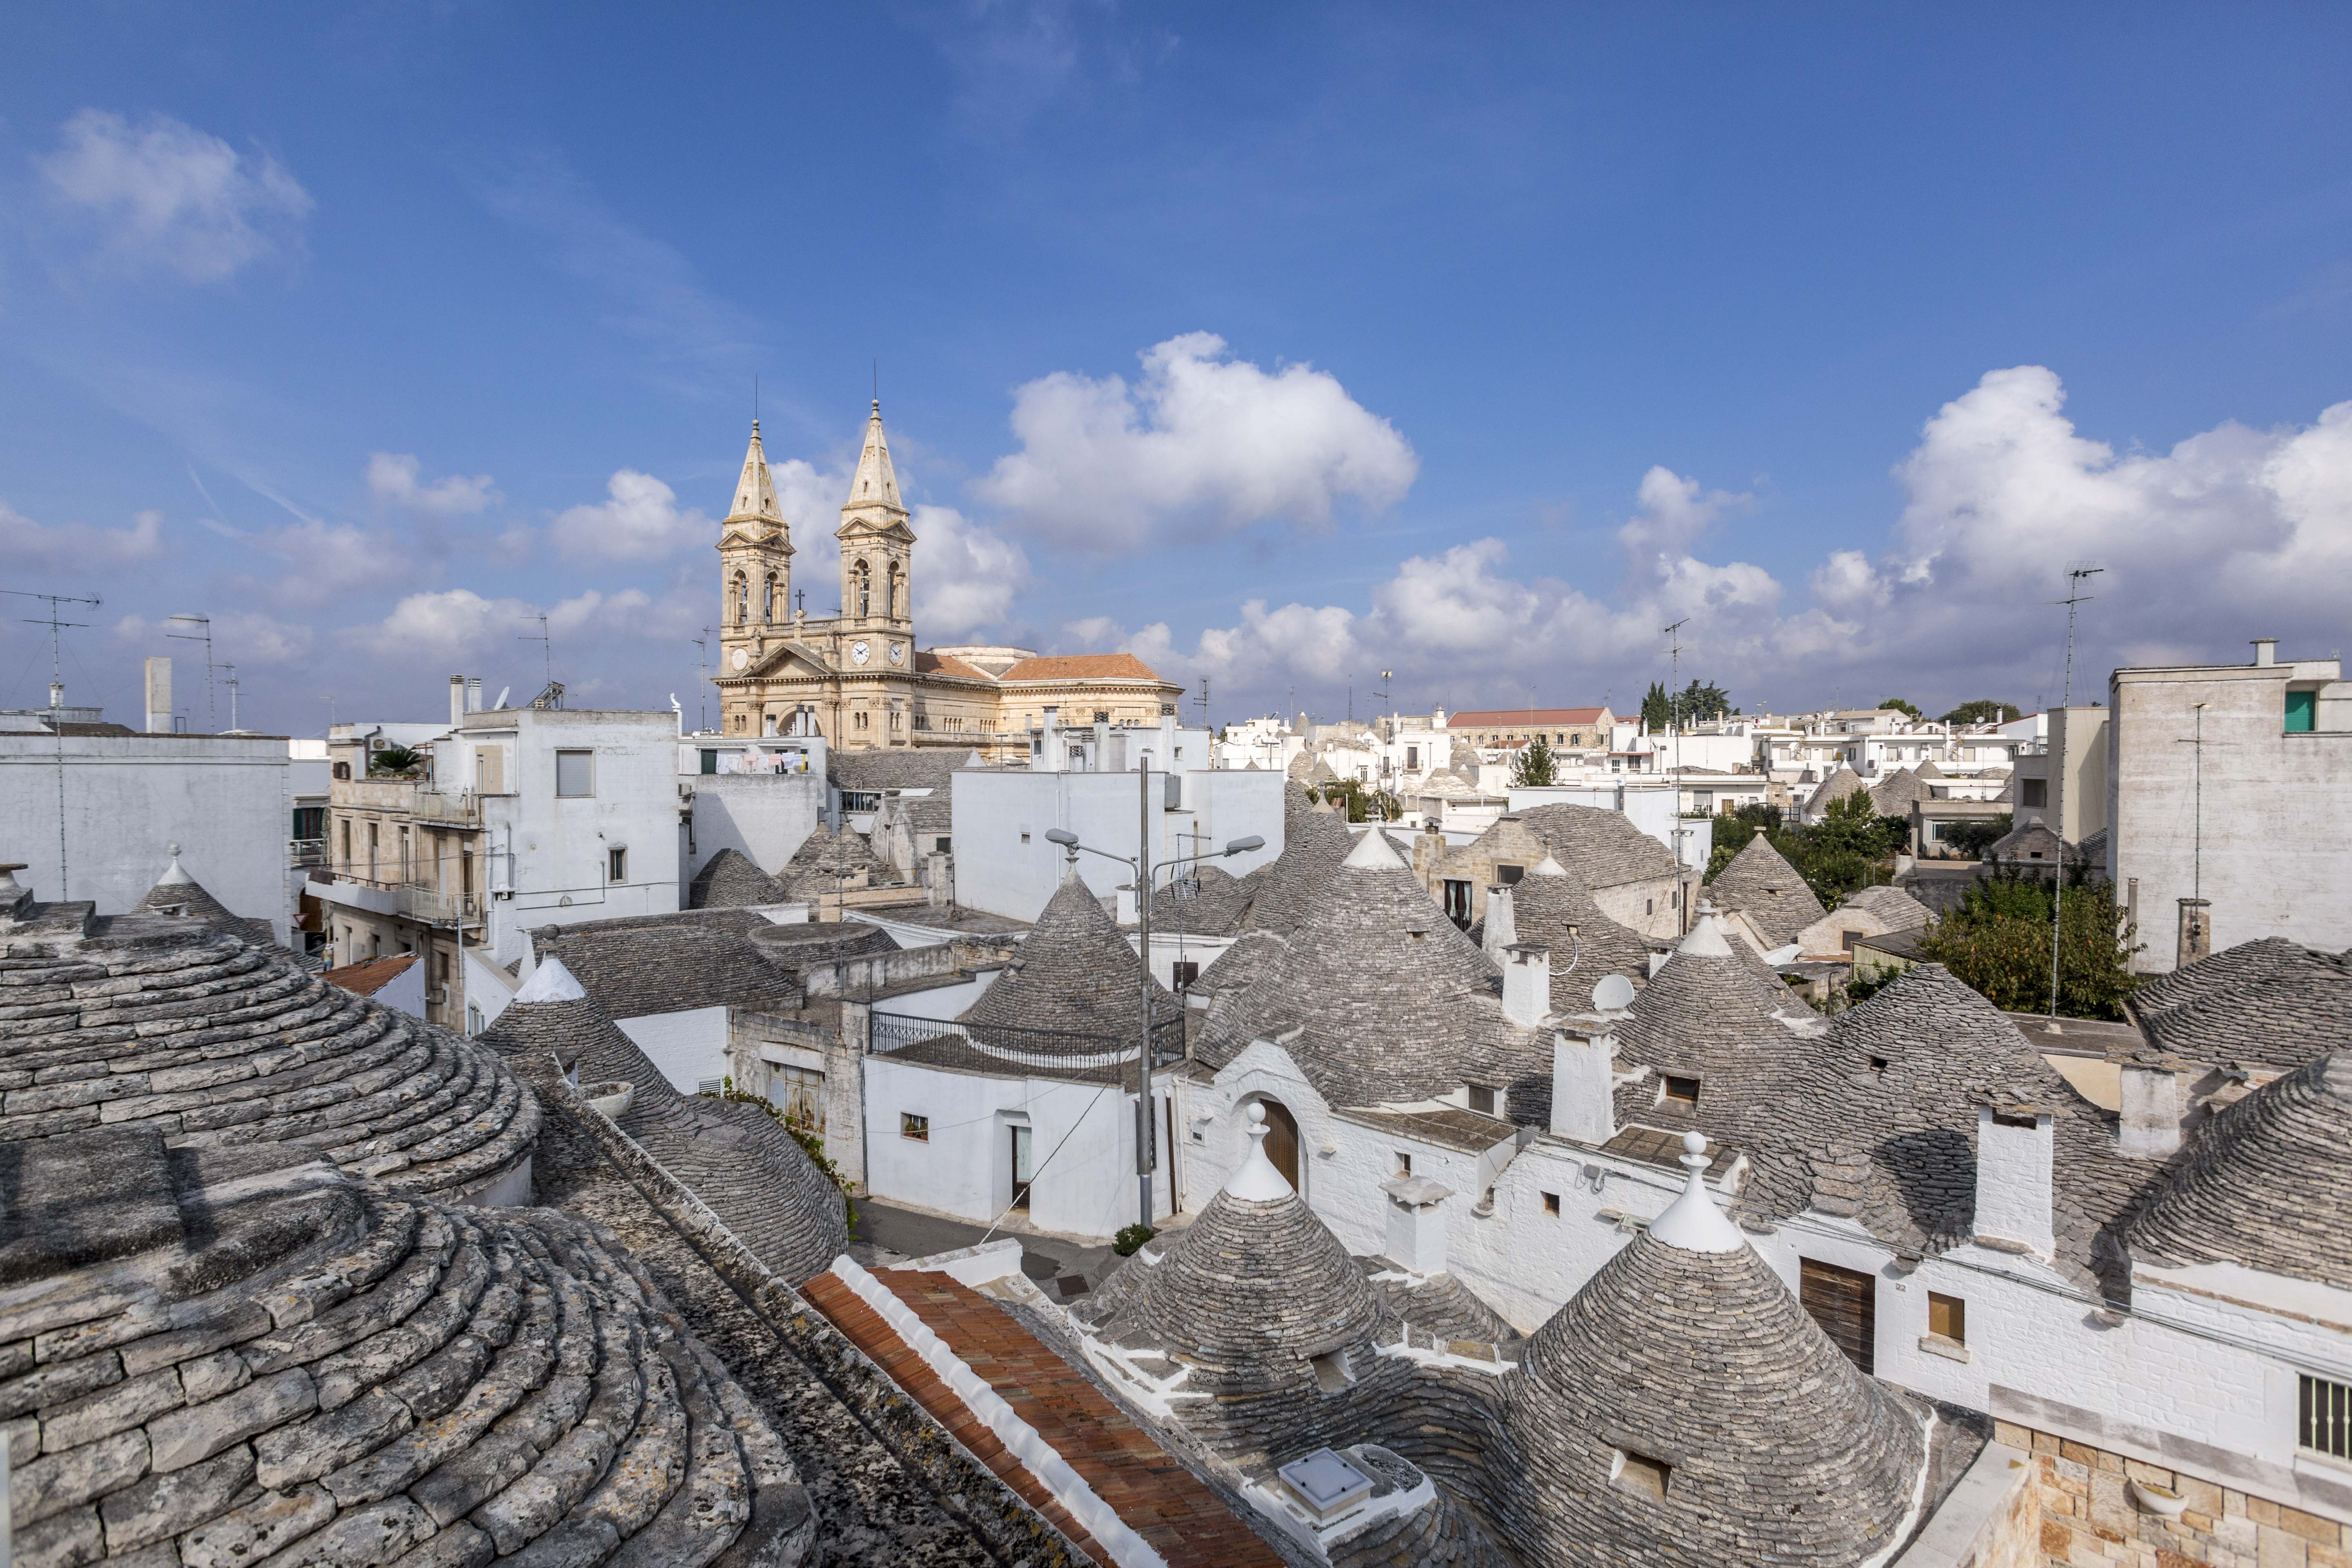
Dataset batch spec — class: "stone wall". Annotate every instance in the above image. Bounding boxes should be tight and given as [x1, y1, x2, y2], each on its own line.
[547, 1071, 1093, 1568]
[1998, 1419, 2352, 1567]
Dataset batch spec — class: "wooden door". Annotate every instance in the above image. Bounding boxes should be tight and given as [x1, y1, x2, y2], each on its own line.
[1800, 1258, 1876, 1375]
[1259, 1100, 1301, 1195]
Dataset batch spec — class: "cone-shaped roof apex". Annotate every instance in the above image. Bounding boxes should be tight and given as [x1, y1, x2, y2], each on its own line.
[840, 399, 906, 526]
[724, 421, 787, 528]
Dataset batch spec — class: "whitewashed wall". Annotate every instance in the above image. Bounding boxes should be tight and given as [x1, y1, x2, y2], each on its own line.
[865, 1057, 1176, 1240]
[615, 1005, 731, 1091]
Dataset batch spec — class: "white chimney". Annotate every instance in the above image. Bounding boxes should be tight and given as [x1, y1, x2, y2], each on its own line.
[1550, 1025, 1617, 1146]
[1974, 1100, 2055, 1258]
[1041, 705, 1062, 773]
[1502, 943, 1551, 1028]
[468, 677, 483, 713]
[2252, 637, 2278, 667]
[1483, 884, 1518, 960]
[449, 674, 467, 728]
[1381, 1176, 1453, 1275]
[144, 657, 173, 734]
[2118, 1063, 2184, 1159]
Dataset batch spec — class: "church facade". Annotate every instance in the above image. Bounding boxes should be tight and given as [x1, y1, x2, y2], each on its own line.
[711, 402, 1183, 757]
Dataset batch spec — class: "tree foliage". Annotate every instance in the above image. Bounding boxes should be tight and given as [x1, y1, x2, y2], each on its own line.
[1918, 873, 2139, 1020]
[1942, 698, 2022, 726]
[1640, 682, 1670, 730]
[1312, 778, 1403, 823]
[1940, 813, 2013, 860]
[370, 744, 424, 775]
[1510, 733, 1559, 787]
[1641, 679, 1734, 730]
[1702, 793, 1909, 905]
[1878, 696, 1924, 720]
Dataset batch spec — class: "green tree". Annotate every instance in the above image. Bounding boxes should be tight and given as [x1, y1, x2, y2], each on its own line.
[1676, 680, 1733, 724]
[1640, 681, 1671, 731]
[1878, 697, 1923, 720]
[1941, 699, 2022, 726]
[1510, 734, 1559, 787]
[1919, 873, 2139, 1020]
[1313, 778, 1401, 823]
[370, 744, 424, 775]
[1941, 813, 2013, 860]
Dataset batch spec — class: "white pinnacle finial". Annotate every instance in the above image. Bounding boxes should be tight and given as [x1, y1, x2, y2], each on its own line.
[1645, 1129, 1745, 1252]
[1223, 1102, 1294, 1200]
[1676, 908, 1733, 958]
[157, 845, 194, 886]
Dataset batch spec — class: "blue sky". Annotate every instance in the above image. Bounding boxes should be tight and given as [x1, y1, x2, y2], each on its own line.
[4, 4, 2350, 734]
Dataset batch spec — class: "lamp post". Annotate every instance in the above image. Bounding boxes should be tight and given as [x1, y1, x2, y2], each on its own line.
[1048, 804, 1263, 1233]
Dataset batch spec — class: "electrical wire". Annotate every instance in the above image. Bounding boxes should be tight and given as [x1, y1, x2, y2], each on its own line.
[976, 1077, 1121, 1248]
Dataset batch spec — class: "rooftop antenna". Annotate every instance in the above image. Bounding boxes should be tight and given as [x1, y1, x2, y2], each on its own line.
[693, 628, 717, 734]
[519, 613, 552, 689]
[1196, 675, 1209, 735]
[1662, 617, 1690, 929]
[167, 613, 222, 731]
[221, 664, 239, 732]
[4, 590, 100, 900]
[2178, 702, 2210, 950]
[2046, 564, 2102, 1023]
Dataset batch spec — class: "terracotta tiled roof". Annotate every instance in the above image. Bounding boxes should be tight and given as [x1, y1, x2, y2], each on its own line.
[322, 949, 421, 996]
[996, 653, 1166, 682]
[916, 648, 992, 679]
[1446, 706, 1608, 727]
[804, 1267, 1282, 1566]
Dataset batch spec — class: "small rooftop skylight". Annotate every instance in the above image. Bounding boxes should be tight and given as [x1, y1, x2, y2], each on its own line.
[1278, 1447, 1375, 1521]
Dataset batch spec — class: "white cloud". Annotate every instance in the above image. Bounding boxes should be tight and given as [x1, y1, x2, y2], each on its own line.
[548, 470, 710, 561]
[341, 585, 692, 667]
[368, 454, 498, 517]
[234, 518, 408, 607]
[1102, 367, 2352, 716]
[38, 109, 312, 282]
[0, 501, 164, 569]
[912, 505, 1029, 637]
[975, 332, 1418, 550]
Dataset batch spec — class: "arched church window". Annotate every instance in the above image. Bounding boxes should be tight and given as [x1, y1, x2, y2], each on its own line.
[734, 573, 748, 625]
[855, 560, 871, 618]
[763, 574, 777, 624]
[886, 561, 902, 619]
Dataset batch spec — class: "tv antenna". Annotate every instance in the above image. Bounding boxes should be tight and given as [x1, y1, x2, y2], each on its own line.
[166, 613, 231, 731]
[1196, 675, 1209, 735]
[4, 590, 100, 900]
[693, 627, 718, 734]
[519, 613, 552, 688]
[2045, 564, 2103, 1022]
[1662, 617, 1690, 929]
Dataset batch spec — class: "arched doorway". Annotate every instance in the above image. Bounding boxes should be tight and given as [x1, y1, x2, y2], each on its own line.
[1254, 1098, 1301, 1196]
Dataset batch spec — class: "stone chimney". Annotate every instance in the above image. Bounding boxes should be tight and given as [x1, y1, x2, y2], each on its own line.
[924, 851, 954, 908]
[1380, 1176, 1453, 1274]
[468, 677, 483, 713]
[1973, 1098, 2055, 1258]
[1040, 705, 1062, 772]
[1483, 884, 1518, 960]
[2118, 1061, 2184, 1159]
[2252, 637, 2278, 667]
[144, 657, 173, 734]
[1550, 1023, 1617, 1145]
[2176, 898, 2212, 969]
[1502, 943, 1551, 1028]
[449, 674, 467, 728]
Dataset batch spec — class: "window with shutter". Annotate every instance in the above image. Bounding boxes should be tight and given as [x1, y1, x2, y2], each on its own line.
[1800, 1258, 1877, 1374]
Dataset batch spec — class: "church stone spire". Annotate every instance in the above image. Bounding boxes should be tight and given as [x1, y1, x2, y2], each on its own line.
[840, 400, 906, 525]
[726, 420, 787, 531]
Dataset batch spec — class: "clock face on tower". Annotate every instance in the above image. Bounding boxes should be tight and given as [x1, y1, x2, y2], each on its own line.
[730, 647, 749, 671]
[850, 640, 871, 666]
[888, 642, 905, 665]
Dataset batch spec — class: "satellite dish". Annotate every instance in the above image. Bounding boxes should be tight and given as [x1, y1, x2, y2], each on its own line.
[1591, 974, 1636, 1013]
[492, 686, 510, 710]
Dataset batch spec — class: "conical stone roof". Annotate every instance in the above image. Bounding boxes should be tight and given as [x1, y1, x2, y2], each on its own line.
[480, 967, 848, 1283]
[724, 419, 788, 529]
[1609, 915, 1818, 1141]
[838, 400, 905, 522]
[688, 847, 790, 909]
[132, 848, 276, 946]
[1239, 786, 1357, 936]
[1706, 830, 1827, 950]
[1200, 831, 1502, 1106]
[1492, 1215, 1927, 1567]
[1804, 766, 1866, 817]
[0, 914, 537, 1201]
[1077, 1109, 1408, 1460]
[0, 1127, 806, 1568]
[2127, 1051, 2352, 1290]
[1510, 855, 1654, 997]
[960, 869, 1174, 1042]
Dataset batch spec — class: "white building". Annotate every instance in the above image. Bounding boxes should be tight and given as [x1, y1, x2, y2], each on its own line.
[2108, 638, 2352, 970]
[310, 682, 686, 1031]
[0, 694, 292, 944]
[953, 712, 1282, 923]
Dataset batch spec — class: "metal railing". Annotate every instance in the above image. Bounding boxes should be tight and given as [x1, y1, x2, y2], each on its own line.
[411, 790, 488, 825]
[868, 1009, 1186, 1072]
[394, 884, 483, 927]
[288, 838, 327, 868]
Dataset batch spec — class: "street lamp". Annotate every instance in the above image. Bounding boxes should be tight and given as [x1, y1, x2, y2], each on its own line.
[1045, 813, 1264, 1232]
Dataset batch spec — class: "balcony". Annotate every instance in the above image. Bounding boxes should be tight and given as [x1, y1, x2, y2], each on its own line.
[306, 871, 481, 928]
[411, 789, 494, 826]
[396, 883, 483, 928]
[289, 838, 327, 869]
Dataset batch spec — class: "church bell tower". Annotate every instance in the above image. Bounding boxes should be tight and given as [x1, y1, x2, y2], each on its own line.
[836, 400, 915, 671]
[715, 421, 794, 681]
